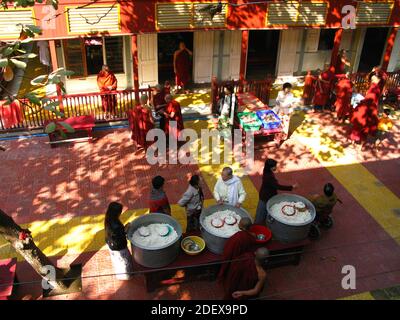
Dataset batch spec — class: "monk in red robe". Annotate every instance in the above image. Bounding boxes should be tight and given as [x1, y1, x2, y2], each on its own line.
[349, 94, 379, 145]
[151, 84, 167, 131]
[164, 94, 184, 142]
[334, 49, 351, 75]
[173, 42, 192, 93]
[222, 247, 269, 300]
[218, 218, 256, 280]
[334, 74, 353, 122]
[313, 63, 334, 112]
[366, 66, 387, 105]
[130, 94, 154, 150]
[349, 67, 386, 146]
[97, 65, 118, 119]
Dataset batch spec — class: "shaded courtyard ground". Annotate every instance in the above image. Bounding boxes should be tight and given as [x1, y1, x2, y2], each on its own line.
[0, 109, 399, 300]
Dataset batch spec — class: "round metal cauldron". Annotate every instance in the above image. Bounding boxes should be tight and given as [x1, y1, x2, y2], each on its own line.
[266, 194, 316, 243]
[127, 213, 182, 268]
[200, 204, 252, 255]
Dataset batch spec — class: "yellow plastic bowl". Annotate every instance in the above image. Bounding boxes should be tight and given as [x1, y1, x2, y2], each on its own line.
[181, 236, 206, 256]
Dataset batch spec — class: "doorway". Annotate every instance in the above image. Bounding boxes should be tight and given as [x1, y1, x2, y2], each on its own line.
[246, 30, 280, 79]
[157, 32, 193, 84]
[358, 27, 389, 72]
[84, 38, 104, 75]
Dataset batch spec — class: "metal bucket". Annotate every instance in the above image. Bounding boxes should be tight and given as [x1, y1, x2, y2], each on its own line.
[200, 204, 252, 255]
[127, 213, 183, 268]
[266, 194, 316, 243]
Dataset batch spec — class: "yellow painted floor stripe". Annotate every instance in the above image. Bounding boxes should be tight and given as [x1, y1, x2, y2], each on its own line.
[293, 114, 400, 245]
[338, 292, 375, 300]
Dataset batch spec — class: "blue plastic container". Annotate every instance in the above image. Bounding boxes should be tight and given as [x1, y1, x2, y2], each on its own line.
[256, 110, 281, 130]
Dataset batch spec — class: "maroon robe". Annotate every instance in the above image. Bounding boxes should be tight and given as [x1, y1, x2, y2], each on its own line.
[218, 231, 256, 279]
[175, 49, 191, 87]
[350, 95, 379, 142]
[313, 69, 334, 107]
[334, 76, 353, 120]
[129, 105, 154, 150]
[223, 252, 259, 300]
[164, 100, 184, 140]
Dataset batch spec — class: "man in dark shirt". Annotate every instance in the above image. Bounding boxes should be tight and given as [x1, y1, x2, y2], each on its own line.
[149, 176, 171, 215]
[255, 159, 297, 225]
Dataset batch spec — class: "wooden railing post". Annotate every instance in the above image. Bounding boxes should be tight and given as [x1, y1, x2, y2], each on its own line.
[131, 34, 140, 104]
[56, 83, 64, 117]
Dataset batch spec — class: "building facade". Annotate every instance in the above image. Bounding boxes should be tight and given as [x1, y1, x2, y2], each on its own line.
[1, 0, 399, 94]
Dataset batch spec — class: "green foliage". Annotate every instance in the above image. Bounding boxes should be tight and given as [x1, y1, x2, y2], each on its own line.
[44, 121, 56, 134]
[0, 0, 74, 135]
[0, 0, 58, 9]
[59, 122, 74, 133]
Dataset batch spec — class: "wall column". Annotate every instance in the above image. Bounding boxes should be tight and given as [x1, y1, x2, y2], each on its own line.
[330, 28, 343, 72]
[239, 30, 249, 84]
[48, 40, 58, 72]
[382, 27, 399, 71]
[131, 34, 140, 102]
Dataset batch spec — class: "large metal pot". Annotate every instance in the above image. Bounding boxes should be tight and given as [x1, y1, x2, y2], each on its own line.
[200, 204, 252, 255]
[266, 194, 316, 243]
[127, 213, 182, 268]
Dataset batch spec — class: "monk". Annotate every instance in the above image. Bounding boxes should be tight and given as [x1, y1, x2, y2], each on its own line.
[223, 247, 269, 300]
[334, 49, 351, 75]
[349, 67, 386, 147]
[164, 94, 184, 142]
[97, 65, 118, 119]
[334, 73, 353, 122]
[151, 84, 167, 131]
[313, 63, 334, 112]
[130, 94, 154, 150]
[218, 217, 256, 280]
[173, 41, 192, 93]
[366, 66, 387, 105]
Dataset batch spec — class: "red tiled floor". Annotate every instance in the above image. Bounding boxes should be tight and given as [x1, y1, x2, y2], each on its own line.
[2, 112, 400, 300]
[0, 129, 212, 224]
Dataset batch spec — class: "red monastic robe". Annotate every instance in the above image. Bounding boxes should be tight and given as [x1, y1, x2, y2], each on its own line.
[218, 231, 256, 279]
[313, 69, 334, 107]
[129, 105, 154, 150]
[350, 95, 379, 143]
[223, 252, 259, 300]
[97, 71, 118, 113]
[164, 100, 184, 140]
[334, 76, 353, 120]
[175, 50, 191, 87]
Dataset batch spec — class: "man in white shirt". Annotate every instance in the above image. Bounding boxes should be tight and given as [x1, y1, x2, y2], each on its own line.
[273, 82, 298, 115]
[214, 167, 246, 208]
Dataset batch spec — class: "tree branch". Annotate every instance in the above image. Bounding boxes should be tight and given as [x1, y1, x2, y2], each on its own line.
[79, 1, 118, 25]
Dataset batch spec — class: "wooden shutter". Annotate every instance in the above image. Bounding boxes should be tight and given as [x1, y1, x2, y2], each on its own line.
[193, 3, 227, 28]
[297, 2, 328, 26]
[156, 2, 227, 30]
[67, 5, 120, 34]
[0, 9, 34, 39]
[156, 3, 192, 30]
[356, 2, 393, 24]
[267, 1, 300, 26]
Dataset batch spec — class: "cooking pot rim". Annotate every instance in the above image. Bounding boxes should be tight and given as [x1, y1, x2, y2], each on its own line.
[199, 204, 252, 238]
[266, 193, 316, 226]
[127, 213, 183, 250]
